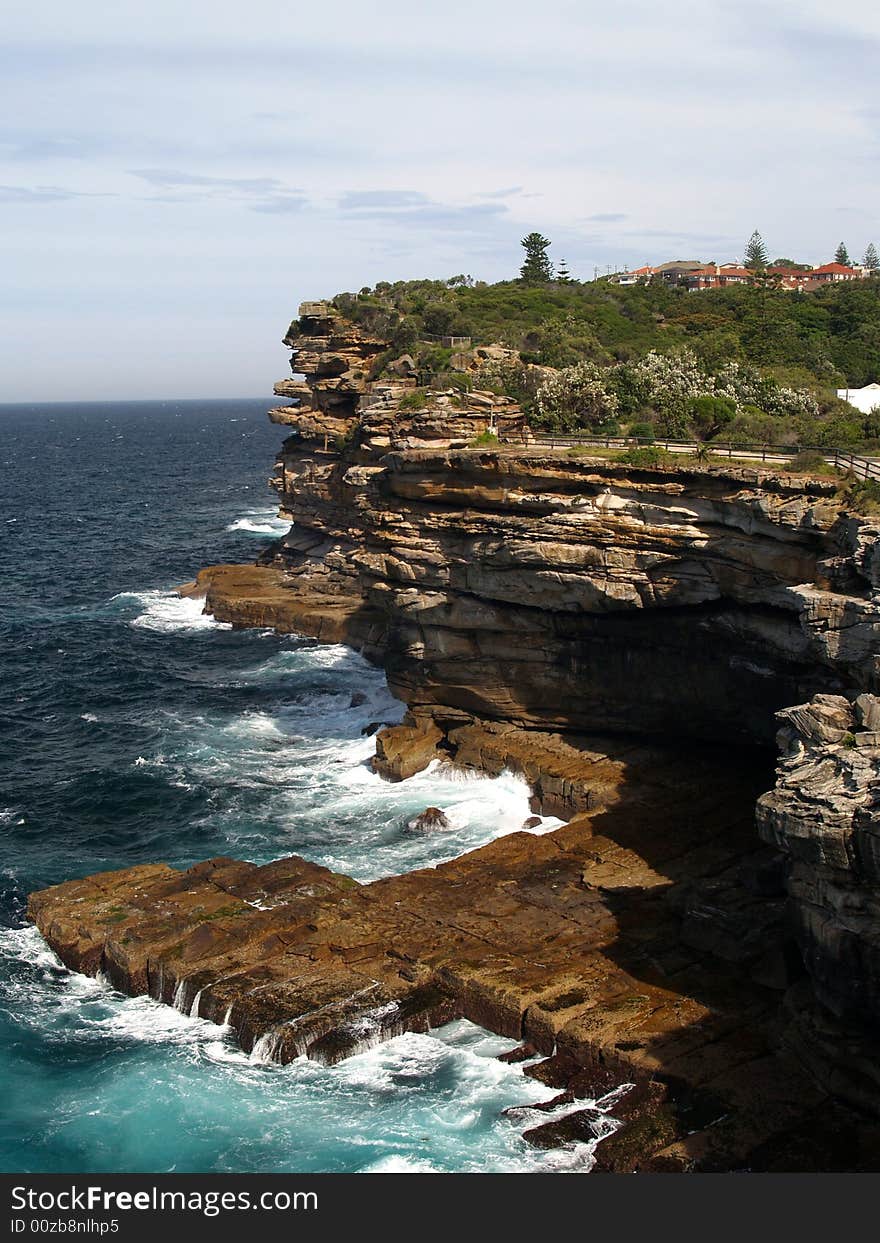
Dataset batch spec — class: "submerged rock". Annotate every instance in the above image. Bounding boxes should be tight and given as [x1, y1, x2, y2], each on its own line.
[406, 806, 450, 833]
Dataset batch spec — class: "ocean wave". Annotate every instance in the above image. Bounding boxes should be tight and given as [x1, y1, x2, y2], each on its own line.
[110, 590, 232, 633]
[0, 926, 228, 1046]
[226, 509, 290, 537]
[0, 929, 616, 1172]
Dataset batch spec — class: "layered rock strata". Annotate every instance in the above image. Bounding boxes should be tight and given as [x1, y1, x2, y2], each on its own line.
[30, 304, 880, 1166]
[193, 307, 880, 1115]
[31, 741, 880, 1169]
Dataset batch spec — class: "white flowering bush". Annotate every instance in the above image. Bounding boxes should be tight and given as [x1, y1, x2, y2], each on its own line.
[531, 347, 822, 440]
[630, 349, 711, 403]
[627, 349, 714, 435]
[714, 362, 820, 420]
[535, 362, 618, 430]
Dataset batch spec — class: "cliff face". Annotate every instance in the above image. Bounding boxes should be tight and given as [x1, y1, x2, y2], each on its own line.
[246, 309, 880, 751]
[29, 303, 880, 1167]
[204, 305, 880, 1100]
[267, 447, 875, 750]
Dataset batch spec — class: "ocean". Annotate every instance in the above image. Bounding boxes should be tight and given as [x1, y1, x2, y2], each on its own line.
[0, 399, 610, 1174]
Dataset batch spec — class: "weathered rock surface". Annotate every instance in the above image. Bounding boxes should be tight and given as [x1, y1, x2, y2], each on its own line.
[406, 806, 450, 832]
[31, 741, 880, 1169]
[756, 694, 880, 1110]
[189, 306, 880, 1134]
[27, 303, 880, 1169]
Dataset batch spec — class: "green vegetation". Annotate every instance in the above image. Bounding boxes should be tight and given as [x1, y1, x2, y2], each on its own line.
[618, 445, 669, 468]
[744, 229, 769, 270]
[333, 426, 360, 454]
[519, 232, 553, 284]
[838, 476, 880, 515]
[332, 271, 880, 447]
[786, 450, 836, 475]
[398, 389, 428, 411]
[468, 430, 500, 447]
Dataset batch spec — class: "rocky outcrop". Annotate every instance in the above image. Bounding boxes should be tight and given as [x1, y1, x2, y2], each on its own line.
[32, 740, 880, 1169]
[270, 302, 530, 453]
[228, 443, 876, 748]
[275, 300, 387, 428]
[756, 694, 880, 1110]
[255, 317, 880, 752]
[194, 305, 880, 1126]
[27, 302, 880, 1168]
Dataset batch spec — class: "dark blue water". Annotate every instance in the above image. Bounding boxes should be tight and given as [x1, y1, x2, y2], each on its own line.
[0, 400, 600, 1174]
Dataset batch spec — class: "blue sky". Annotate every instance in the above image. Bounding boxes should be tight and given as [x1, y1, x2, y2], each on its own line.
[1, 0, 878, 400]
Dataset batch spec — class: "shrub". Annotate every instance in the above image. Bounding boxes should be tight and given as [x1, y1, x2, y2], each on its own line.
[469, 430, 500, 447]
[628, 421, 655, 441]
[688, 394, 737, 439]
[787, 450, 832, 475]
[398, 390, 428, 411]
[535, 362, 618, 431]
[618, 446, 668, 468]
[838, 477, 880, 515]
[480, 359, 544, 412]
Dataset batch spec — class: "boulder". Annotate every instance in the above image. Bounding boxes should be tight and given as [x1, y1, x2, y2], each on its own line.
[407, 806, 450, 833]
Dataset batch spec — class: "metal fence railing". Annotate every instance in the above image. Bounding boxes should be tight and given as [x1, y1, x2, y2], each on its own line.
[527, 434, 880, 481]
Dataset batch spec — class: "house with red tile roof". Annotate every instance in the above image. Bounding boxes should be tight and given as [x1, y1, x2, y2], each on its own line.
[806, 262, 864, 282]
[605, 256, 870, 291]
[681, 264, 753, 290]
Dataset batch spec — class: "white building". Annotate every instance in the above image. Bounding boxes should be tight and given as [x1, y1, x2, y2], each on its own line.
[838, 383, 880, 415]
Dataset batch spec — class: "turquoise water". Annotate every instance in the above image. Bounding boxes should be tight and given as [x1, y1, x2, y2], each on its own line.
[0, 400, 605, 1173]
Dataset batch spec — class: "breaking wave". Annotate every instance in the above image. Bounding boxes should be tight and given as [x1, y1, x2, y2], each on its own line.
[0, 399, 579, 1174]
[110, 590, 231, 633]
[226, 509, 291, 537]
[0, 928, 612, 1173]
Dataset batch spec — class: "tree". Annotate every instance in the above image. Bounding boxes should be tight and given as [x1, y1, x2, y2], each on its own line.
[744, 230, 769, 270]
[556, 258, 572, 283]
[834, 242, 851, 266]
[864, 243, 879, 273]
[519, 232, 553, 284]
[535, 362, 617, 431]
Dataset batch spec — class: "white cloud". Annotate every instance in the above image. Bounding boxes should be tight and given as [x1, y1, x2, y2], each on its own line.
[0, 0, 878, 399]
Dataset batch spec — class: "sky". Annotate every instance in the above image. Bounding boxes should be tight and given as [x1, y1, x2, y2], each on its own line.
[1, 0, 878, 401]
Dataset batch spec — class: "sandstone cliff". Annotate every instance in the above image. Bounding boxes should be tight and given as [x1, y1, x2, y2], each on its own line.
[29, 303, 880, 1169]
[225, 305, 880, 1117]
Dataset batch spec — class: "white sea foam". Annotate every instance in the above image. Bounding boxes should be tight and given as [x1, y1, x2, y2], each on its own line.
[8, 595, 621, 1171]
[227, 510, 291, 537]
[0, 930, 621, 1173]
[0, 927, 227, 1046]
[115, 634, 561, 881]
[111, 589, 231, 633]
[361, 1156, 440, 1173]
